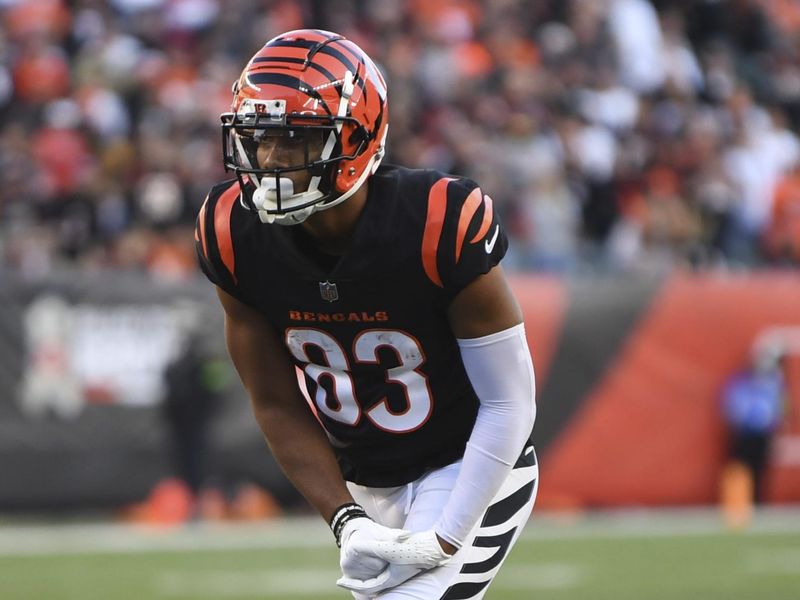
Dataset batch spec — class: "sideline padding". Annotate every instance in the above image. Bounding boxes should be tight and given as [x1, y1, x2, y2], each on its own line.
[1, 271, 798, 510]
[533, 275, 662, 451]
[510, 275, 567, 388]
[540, 271, 800, 508]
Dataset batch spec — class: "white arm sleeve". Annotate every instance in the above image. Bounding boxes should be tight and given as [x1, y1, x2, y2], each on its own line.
[433, 323, 536, 548]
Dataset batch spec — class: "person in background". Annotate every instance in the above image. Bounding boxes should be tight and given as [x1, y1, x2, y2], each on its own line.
[196, 29, 538, 599]
[162, 329, 221, 500]
[720, 343, 786, 525]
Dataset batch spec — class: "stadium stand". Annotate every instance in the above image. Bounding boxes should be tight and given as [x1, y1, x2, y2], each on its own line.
[2, 0, 800, 278]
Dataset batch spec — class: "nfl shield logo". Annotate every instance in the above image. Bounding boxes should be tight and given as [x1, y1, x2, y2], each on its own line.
[319, 281, 339, 302]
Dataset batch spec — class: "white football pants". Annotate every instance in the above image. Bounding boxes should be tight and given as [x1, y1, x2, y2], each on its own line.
[346, 444, 538, 600]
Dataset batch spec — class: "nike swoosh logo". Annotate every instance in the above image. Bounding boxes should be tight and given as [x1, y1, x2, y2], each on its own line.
[484, 225, 500, 254]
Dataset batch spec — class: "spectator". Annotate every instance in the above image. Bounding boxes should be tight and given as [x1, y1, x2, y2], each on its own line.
[162, 328, 222, 499]
[2, 0, 800, 275]
[721, 344, 787, 512]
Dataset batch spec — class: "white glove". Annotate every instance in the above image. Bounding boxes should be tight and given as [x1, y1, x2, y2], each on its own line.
[358, 529, 453, 568]
[337, 530, 453, 595]
[337, 563, 422, 596]
[339, 517, 409, 581]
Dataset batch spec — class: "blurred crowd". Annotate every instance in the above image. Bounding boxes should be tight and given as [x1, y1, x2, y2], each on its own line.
[2, 0, 800, 279]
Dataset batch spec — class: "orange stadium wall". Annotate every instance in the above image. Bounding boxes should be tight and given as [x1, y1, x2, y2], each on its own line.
[2, 271, 799, 511]
[510, 272, 800, 509]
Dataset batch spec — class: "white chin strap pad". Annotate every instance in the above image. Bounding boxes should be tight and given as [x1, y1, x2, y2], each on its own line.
[253, 176, 294, 217]
[252, 177, 315, 225]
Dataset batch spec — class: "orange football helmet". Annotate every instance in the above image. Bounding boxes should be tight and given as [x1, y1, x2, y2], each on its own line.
[221, 29, 389, 224]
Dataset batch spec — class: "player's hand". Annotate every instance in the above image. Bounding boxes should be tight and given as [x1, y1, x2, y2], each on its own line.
[357, 529, 455, 568]
[339, 517, 409, 581]
[337, 530, 455, 595]
[337, 563, 422, 596]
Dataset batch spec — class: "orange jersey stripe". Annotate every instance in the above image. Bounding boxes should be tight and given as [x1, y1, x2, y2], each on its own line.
[214, 182, 240, 284]
[422, 177, 454, 287]
[454, 186, 483, 263]
[469, 193, 493, 243]
[197, 200, 208, 258]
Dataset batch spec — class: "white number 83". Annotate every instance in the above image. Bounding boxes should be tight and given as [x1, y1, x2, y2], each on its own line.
[285, 328, 433, 433]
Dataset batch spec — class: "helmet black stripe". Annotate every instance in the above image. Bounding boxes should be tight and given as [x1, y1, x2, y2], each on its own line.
[329, 41, 367, 73]
[352, 69, 366, 94]
[252, 56, 337, 83]
[252, 58, 364, 112]
[247, 72, 333, 115]
[268, 40, 357, 77]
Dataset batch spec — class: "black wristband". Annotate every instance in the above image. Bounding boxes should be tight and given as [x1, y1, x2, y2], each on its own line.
[329, 502, 368, 547]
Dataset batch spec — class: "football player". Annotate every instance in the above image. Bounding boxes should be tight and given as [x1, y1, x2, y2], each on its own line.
[196, 29, 538, 599]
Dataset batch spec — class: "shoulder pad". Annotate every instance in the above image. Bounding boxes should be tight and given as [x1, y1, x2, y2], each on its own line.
[195, 180, 241, 288]
[420, 176, 505, 291]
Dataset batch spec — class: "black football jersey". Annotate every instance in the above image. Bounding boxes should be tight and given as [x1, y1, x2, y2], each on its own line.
[196, 164, 509, 487]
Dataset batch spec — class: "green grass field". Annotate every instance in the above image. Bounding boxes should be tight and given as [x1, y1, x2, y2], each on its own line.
[1, 509, 798, 600]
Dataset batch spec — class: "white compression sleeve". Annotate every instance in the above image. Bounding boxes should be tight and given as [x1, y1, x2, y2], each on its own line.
[433, 323, 536, 547]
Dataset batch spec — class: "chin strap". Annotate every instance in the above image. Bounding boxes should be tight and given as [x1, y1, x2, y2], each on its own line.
[251, 176, 321, 224]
